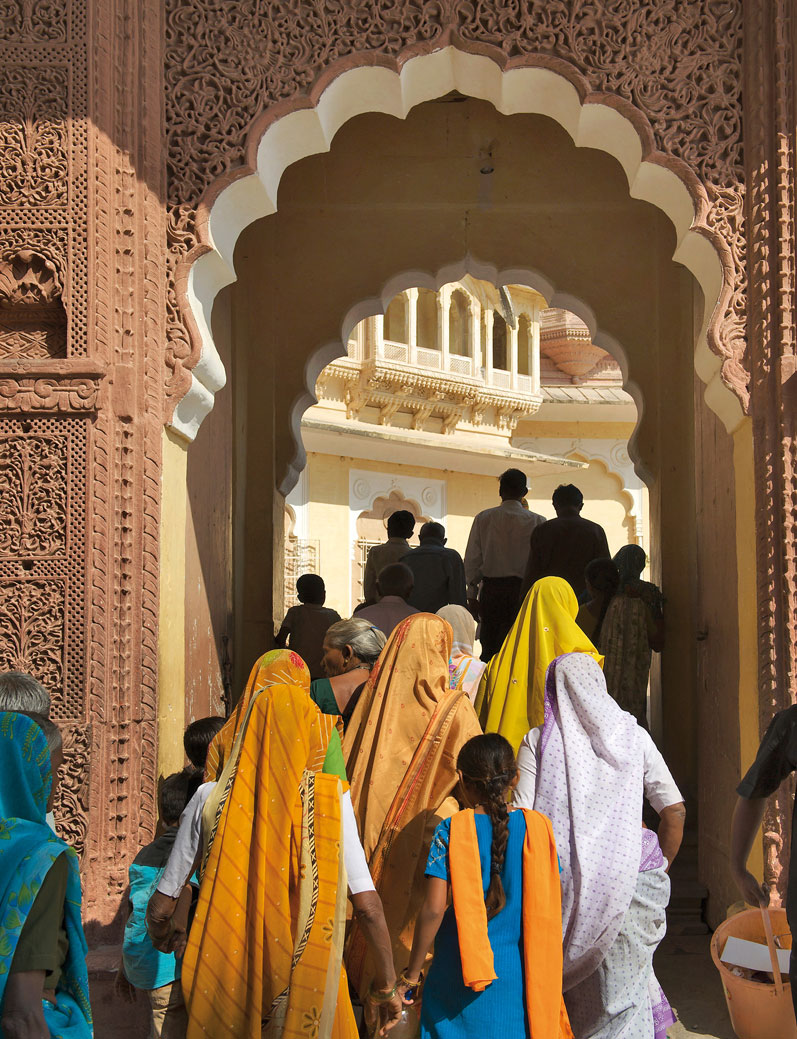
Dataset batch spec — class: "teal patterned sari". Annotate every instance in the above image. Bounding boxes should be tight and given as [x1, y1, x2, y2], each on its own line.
[0, 712, 93, 1037]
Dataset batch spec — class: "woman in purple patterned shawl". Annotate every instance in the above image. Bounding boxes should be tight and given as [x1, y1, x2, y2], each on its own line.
[513, 652, 686, 1039]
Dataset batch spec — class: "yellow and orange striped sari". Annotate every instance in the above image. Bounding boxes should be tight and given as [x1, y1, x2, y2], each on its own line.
[204, 649, 311, 782]
[183, 675, 357, 1039]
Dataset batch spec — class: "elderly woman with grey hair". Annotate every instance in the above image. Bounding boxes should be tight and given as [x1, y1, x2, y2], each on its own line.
[310, 617, 387, 728]
[0, 671, 50, 716]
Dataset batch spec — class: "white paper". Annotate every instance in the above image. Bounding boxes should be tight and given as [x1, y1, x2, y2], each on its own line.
[720, 935, 790, 975]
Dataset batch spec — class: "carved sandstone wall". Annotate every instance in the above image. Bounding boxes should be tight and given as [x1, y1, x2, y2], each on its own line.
[0, 0, 166, 930]
[2, 0, 795, 926]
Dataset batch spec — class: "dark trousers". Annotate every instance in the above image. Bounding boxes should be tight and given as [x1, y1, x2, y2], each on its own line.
[479, 576, 523, 662]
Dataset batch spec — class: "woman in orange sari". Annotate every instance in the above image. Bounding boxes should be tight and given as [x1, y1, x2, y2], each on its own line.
[149, 656, 402, 1039]
[204, 648, 311, 780]
[343, 613, 483, 1000]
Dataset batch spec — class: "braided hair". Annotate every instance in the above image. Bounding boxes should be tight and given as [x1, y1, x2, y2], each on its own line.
[456, 733, 517, 919]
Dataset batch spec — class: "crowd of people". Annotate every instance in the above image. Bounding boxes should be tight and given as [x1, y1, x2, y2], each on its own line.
[2, 466, 784, 1039]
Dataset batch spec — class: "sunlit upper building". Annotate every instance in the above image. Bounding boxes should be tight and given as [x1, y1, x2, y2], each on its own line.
[286, 276, 646, 616]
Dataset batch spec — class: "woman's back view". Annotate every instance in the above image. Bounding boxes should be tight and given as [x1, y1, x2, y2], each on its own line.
[423, 810, 528, 1037]
[400, 734, 572, 1039]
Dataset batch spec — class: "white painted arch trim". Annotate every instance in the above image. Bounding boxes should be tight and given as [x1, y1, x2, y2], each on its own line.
[171, 45, 742, 443]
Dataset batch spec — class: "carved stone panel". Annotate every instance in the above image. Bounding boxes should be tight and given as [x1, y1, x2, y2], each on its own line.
[53, 722, 90, 857]
[0, 246, 67, 358]
[0, 432, 67, 556]
[0, 578, 65, 703]
[0, 65, 69, 208]
[0, 415, 87, 722]
[0, 0, 69, 43]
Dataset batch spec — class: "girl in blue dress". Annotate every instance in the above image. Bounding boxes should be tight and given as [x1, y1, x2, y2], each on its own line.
[398, 733, 571, 1039]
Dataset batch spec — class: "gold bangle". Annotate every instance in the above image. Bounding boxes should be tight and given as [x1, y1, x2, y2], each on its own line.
[368, 981, 399, 1004]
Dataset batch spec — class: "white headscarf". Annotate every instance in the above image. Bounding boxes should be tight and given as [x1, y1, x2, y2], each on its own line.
[436, 605, 485, 702]
[436, 605, 476, 653]
[533, 652, 645, 989]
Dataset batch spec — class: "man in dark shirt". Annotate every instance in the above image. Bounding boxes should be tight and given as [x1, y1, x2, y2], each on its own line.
[401, 522, 467, 614]
[521, 483, 610, 599]
[731, 704, 797, 1019]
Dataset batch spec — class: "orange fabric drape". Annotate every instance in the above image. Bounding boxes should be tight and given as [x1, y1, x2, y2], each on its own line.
[183, 681, 356, 1039]
[343, 613, 483, 996]
[449, 810, 496, 991]
[521, 811, 574, 1039]
[204, 649, 311, 781]
[448, 809, 573, 1039]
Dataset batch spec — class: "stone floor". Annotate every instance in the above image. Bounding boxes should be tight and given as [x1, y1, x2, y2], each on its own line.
[656, 933, 735, 1039]
[91, 933, 739, 1038]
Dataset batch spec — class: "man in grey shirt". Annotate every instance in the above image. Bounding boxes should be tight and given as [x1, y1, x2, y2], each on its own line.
[464, 469, 545, 661]
[402, 522, 467, 614]
[356, 563, 419, 636]
[362, 510, 415, 604]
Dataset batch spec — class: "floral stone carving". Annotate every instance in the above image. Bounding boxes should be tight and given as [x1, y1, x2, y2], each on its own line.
[0, 579, 65, 708]
[0, 247, 67, 359]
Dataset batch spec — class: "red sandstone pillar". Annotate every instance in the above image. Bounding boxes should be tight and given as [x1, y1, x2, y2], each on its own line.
[743, 0, 797, 904]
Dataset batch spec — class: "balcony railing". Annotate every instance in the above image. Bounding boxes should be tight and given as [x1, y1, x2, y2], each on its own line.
[345, 337, 538, 394]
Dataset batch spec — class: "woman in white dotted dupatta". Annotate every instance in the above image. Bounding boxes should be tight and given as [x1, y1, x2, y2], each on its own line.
[513, 653, 686, 1039]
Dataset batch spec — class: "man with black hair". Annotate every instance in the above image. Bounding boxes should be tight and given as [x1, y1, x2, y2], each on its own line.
[521, 483, 610, 599]
[275, 573, 341, 679]
[362, 509, 416, 604]
[116, 770, 195, 1037]
[401, 521, 467, 614]
[464, 469, 545, 661]
[356, 562, 419, 636]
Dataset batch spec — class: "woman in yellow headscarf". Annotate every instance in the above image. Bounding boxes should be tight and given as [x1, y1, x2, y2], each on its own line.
[149, 656, 403, 1039]
[474, 576, 603, 751]
[203, 648, 311, 780]
[343, 613, 483, 1000]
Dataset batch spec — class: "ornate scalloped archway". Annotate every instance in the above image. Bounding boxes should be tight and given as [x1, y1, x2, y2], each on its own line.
[167, 45, 743, 445]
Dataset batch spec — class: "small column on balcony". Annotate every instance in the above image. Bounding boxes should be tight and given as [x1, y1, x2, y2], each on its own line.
[437, 285, 451, 371]
[484, 308, 494, 384]
[469, 299, 481, 374]
[364, 314, 384, 360]
[530, 303, 541, 393]
[509, 320, 519, 390]
[407, 287, 419, 365]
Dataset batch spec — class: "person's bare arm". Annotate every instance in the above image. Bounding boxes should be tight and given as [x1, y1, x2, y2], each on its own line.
[644, 602, 665, 653]
[1, 971, 49, 1039]
[350, 890, 401, 1035]
[402, 876, 448, 990]
[657, 802, 686, 870]
[146, 890, 182, 953]
[731, 796, 770, 907]
[274, 624, 289, 649]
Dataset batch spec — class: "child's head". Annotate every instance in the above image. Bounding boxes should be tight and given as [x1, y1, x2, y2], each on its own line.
[296, 573, 325, 605]
[183, 715, 225, 770]
[159, 770, 194, 828]
[456, 734, 518, 919]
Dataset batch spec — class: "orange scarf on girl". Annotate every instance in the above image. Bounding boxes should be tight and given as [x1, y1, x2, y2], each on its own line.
[449, 809, 573, 1039]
